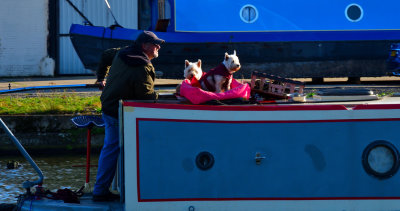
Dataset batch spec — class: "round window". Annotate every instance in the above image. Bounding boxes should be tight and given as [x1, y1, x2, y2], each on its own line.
[240, 4, 258, 23]
[345, 4, 363, 22]
[195, 151, 215, 170]
[362, 140, 400, 179]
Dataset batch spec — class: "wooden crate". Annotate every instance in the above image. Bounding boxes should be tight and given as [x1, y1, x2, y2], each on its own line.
[250, 71, 305, 99]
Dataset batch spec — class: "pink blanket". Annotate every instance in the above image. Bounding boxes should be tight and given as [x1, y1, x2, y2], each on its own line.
[179, 78, 251, 104]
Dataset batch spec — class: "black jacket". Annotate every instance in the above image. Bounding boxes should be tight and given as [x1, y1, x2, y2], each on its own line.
[99, 46, 158, 118]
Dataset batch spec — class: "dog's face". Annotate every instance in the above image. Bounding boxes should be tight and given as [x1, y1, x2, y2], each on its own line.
[184, 59, 203, 80]
[223, 50, 241, 74]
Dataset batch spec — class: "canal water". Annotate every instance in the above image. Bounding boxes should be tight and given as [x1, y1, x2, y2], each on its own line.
[0, 154, 99, 204]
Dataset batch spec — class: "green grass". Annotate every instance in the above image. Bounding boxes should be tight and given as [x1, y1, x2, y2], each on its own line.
[377, 92, 394, 97]
[306, 89, 318, 98]
[0, 94, 101, 115]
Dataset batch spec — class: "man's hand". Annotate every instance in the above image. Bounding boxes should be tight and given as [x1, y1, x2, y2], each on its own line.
[95, 80, 106, 90]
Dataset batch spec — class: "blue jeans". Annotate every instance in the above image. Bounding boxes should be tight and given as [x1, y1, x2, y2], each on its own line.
[93, 113, 119, 195]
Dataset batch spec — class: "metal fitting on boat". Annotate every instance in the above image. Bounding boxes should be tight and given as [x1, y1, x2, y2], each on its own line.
[255, 152, 266, 165]
[195, 151, 214, 170]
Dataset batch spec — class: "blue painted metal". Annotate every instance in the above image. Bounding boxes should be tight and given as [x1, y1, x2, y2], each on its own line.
[70, 24, 400, 43]
[19, 196, 123, 211]
[68, 0, 400, 78]
[0, 118, 44, 189]
[174, 0, 400, 32]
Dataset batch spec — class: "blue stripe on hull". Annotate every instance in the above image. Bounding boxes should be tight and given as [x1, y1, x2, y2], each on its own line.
[70, 24, 400, 43]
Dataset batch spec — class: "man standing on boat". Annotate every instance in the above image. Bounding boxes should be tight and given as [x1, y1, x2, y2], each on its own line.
[93, 31, 164, 201]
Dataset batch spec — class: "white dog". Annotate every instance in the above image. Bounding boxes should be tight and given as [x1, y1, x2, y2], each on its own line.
[200, 50, 241, 93]
[183, 59, 203, 83]
[176, 59, 203, 95]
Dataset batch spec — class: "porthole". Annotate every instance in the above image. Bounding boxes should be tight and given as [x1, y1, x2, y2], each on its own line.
[362, 140, 400, 179]
[240, 4, 258, 23]
[195, 151, 214, 170]
[345, 3, 363, 22]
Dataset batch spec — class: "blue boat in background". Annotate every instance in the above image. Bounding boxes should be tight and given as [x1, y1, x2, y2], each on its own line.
[69, 0, 400, 79]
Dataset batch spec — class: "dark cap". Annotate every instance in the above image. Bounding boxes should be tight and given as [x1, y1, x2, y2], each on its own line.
[135, 31, 165, 45]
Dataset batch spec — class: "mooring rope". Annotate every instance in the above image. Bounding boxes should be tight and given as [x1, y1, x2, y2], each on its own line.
[15, 186, 85, 210]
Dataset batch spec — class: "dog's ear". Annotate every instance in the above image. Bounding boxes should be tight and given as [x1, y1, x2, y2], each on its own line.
[197, 59, 202, 68]
[233, 50, 236, 56]
[185, 60, 190, 67]
[225, 52, 229, 61]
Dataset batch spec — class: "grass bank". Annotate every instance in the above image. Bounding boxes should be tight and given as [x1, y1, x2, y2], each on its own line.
[0, 94, 101, 115]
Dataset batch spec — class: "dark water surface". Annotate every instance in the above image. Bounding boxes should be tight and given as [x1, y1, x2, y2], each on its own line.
[0, 154, 99, 204]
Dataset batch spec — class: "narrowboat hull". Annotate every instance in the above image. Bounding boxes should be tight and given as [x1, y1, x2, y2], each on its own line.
[17, 97, 400, 210]
[122, 100, 400, 210]
[69, 0, 400, 78]
[69, 24, 399, 78]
